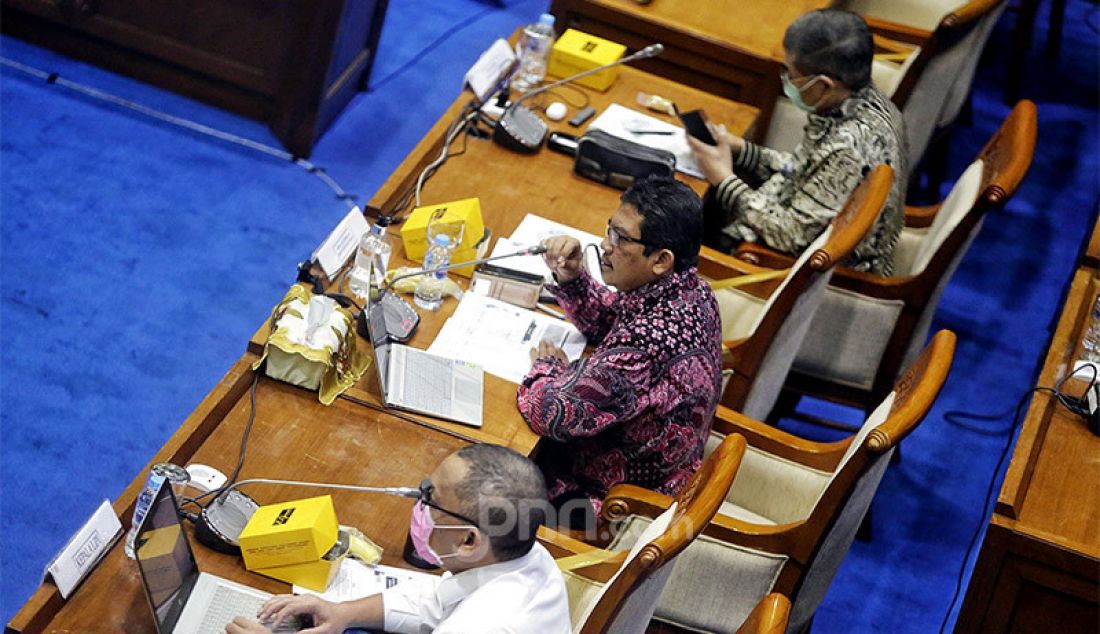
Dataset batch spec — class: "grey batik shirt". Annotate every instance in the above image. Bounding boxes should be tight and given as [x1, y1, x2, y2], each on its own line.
[713, 84, 908, 276]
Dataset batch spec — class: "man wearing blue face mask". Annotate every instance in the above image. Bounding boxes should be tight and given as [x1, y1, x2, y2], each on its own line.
[688, 8, 907, 276]
[224, 444, 570, 634]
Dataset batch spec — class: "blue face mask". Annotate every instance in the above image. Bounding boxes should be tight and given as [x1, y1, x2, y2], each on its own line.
[782, 73, 823, 113]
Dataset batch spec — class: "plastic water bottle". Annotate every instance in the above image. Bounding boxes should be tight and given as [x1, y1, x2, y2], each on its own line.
[510, 13, 556, 94]
[348, 220, 393, 300]
[414, 234, 453, 311]
[1083, 296, 1100, 362]
[125, 463, 190, 559]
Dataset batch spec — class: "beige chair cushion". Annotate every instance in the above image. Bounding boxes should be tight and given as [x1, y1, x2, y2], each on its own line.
[909, 159, 984, 274]
[871, 46, 920, 98]
[791, 286, 904, 390]
[569, 502, 678, 633]
[725, 443, 832, 525]
[610, 515, 788, 634]
[716, 289, 767, 341]
[763, 97, 807, 154]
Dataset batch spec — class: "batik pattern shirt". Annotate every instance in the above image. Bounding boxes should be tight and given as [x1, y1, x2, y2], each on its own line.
[517, 268, 723, 512]
[713, 84, 908, 275]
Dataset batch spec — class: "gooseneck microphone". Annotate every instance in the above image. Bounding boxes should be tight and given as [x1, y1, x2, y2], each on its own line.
[381, 244, 547, 292]
[194, 478, 426, 554]
[493, 43, 665, 153]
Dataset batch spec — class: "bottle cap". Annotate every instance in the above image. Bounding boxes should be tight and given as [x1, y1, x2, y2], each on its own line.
[539, 13, 555, 26]
[433, 234, 450, 246]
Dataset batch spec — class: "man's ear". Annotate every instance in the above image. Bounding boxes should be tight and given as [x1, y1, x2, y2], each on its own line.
[459, 529, 491, 560]
[651, 249, 675, 276]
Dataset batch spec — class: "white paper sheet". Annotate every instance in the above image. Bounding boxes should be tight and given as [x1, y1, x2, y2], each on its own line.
[488, 213, 606, 285]
[294, 559, 437, 602]
[587, 103, 704, 178]
[428, 294, 586, 384]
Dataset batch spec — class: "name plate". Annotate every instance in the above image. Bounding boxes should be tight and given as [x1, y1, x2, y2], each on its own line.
[44, 499, 122, 598]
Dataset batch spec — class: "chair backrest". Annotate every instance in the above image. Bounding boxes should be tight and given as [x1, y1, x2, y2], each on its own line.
[790, 100, 1035, 403]
[722, 165, 893, 419]
[892, 99, 1035, 371]
[785, 330, 955, 632]
[889, 0, 1007, 167]
[578, 433, 748, 634]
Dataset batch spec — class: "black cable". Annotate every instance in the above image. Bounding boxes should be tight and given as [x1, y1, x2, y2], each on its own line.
[938, 363, 1099, 632]
[180, 371, 261, 511]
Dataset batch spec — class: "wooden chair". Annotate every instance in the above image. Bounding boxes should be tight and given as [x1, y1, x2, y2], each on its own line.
[765, 0, 1006, 183]
[698, 164, 893, 419]
[742, 100, 1035, 422]
[538, 432, 747, 634]
[736, 593, 791, 634]
[863, 0, 1008, 179]
[600, 330, 955, 634]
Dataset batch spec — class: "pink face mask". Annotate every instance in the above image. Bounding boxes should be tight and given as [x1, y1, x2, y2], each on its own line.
[410, 500, 472, 566]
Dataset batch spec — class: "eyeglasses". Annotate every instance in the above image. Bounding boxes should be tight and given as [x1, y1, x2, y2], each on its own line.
[606, 220, 657, 249]
[418, 478, 481, 526]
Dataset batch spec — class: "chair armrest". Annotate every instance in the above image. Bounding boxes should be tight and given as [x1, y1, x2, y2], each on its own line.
[905, 203, 942, 228]
[737, 593, 791, 634]
[601, 484, 675, 523]
[722, 337, 750, 369]
[733, 243, 798, 270]
[537, 527, 625, 582]
[873, 33, 917, 56]
[863, 16, 932, 46]
[700, 247, 785, 299]
[712, 406, 846, 471]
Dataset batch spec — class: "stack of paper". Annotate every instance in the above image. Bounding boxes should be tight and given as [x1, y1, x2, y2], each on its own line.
[428, 294, 587, 384]
[295, 559, 437, 602]
[488, 213, 606, 286]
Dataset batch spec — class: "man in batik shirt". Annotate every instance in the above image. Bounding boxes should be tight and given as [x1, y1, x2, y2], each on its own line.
[517, 176, 723, 528]
[689, 9, 907, 275]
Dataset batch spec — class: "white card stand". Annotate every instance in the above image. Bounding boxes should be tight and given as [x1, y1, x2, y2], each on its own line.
[43, 499, 123, 598]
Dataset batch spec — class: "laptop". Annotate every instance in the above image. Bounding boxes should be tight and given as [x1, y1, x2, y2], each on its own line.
[133, 481, 297, 634]
[365, 297, 484, 427]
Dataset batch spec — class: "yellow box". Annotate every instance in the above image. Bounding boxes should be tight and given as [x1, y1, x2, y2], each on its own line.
[400, 197, 489, 277]
[253, 552, 344, 593]
[239, 496, 338, 571]
[548, 29, 627, 92]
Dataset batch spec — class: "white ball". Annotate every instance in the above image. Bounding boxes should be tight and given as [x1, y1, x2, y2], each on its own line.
[545, 102, 568, 121]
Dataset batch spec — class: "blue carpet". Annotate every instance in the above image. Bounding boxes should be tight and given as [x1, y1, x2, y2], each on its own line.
[1, 0, 1097, 631]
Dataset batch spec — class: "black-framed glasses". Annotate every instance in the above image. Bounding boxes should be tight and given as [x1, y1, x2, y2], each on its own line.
[606, 220, 657, 249]
[418, 478, 481, 527]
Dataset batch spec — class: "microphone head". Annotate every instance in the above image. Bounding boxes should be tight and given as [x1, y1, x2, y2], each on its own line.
[527, 245, 548, 255]
[640, 43, 664, 58]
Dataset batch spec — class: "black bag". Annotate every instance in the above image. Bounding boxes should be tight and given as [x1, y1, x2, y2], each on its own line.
[573, 129, 676, 190]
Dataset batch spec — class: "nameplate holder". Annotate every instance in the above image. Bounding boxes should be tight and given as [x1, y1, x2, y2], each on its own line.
[43, 499, 122, 598]
[312, 207, 369, 280]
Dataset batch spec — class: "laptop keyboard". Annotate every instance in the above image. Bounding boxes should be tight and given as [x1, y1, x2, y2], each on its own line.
[401, 349, 454, 414]
[196, 584, 266, 634]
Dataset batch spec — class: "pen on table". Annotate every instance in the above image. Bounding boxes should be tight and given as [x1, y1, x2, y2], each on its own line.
[629, 129, 674, 136]
[536, 303, 565, 320]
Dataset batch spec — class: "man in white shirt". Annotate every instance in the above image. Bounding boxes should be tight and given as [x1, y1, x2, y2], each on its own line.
[224, 444, 571, 634]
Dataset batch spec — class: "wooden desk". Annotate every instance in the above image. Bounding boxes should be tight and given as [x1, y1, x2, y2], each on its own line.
[8, 62, 757, 633]
[955, 266, 1100, 633]
[549, 0, 832, 141]
[1, 0, 390, 158]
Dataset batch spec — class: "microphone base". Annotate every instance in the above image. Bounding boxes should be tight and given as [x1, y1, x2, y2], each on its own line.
[492, 105, 548, 153]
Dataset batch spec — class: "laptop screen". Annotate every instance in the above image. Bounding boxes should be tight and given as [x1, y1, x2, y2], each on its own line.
[366, 298, 391, 399]
[134, 481, 200, 633]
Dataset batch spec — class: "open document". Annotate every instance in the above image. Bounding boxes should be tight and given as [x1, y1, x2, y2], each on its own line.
[428, 294, 587, 384]
[295, 559, 437, 602]
[488, 213, 606, 286]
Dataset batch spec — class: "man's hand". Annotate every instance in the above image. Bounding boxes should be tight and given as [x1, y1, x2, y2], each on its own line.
[530, 339, 569, 365]
[224, 594, 351, 634]
[686, 123, 744, 186]
[541, 235, 584, 285]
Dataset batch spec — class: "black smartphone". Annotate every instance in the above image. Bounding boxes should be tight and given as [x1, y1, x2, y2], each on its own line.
[677, 107, 717, 145]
